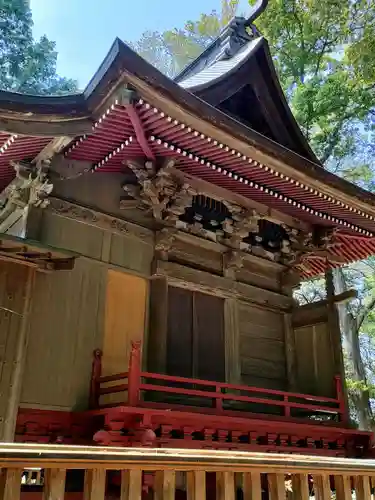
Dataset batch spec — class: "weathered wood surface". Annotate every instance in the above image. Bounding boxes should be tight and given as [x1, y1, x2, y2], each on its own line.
[239, 302, 286, 390]
[293, 297, 337, 398]
[0, 262, 32, 440]
[40, 209, 153, 276]
[21, 258, 107, 410]
[1, 444, 375, 500]
[154, 260, 292, 311]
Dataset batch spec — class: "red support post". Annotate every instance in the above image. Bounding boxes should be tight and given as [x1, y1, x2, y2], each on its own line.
[127, 341, 142, 406]
[215, 385, 223, 412]
[284, 395, 290, 417]
[89, 349, 102, 409]
[335, 375, 349, 425]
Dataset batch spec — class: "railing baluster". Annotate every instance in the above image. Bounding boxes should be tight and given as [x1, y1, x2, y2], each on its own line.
[154, 470, 176, 500]
[334, 475, 352, 500]
[313, 475, 331, 500]
[284, 395, 290, 417]
[370, 476, 375, 499]
[187, 471, 206, 500]
[268, 474, 286, 500]
[291, 474, 309, 500]
[217, 472, 235, 500]
[120, 469, 142, 500]
[243, 472, 262, 500]
[0, 468, 22, 500]
[355, 476, 371, 500]
[43, 469, 66, 500]
[84, 469, 106, 500]
[215, 385, 223, 411]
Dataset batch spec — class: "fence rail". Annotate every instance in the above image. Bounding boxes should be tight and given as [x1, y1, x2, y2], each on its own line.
[91, 341, 348, 423]
[2, 443, 375, 499]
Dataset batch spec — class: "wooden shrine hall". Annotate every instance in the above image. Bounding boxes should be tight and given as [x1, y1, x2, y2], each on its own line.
[0, 0, 375, 469]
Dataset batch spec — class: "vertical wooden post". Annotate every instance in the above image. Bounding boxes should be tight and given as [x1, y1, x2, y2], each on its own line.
[120, 470, 142, 500]
[313, 474, 331, 500]
[187, 471, 206, 500]
[325, 270, 349, 419]
[3, 267, 34, 441]
[43, 469, 66, 500]
[89, 349, 102, 409]
[215, 385, 223, 412]
[268, 474, 286, 500]
[224, 298, 241, 384]
[334, 475, 352, 500]
[354, 476, 371, 500]
[84, 469, 106, 500]
[284, 312, 298, 391]
[335, 375, 349, 424]
[291, 474, 309, 500]
[0, 468, 22, 500]
[154, 471, 176, 500]
[243, 472, 262, 500]
[217, 472, 235, 500]
[127, 341, 141, 406]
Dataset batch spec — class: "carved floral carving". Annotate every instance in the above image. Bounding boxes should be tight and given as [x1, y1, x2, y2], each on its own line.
[48, 198, 152, 242]
[0, 160, 53, 223]
[123, 159, 196, 224]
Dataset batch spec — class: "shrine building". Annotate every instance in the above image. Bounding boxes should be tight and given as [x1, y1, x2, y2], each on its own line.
[0, 0, 374, 465]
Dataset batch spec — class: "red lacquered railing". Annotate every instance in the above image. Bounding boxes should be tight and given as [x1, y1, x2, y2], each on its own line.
[90, 341, 348, 424]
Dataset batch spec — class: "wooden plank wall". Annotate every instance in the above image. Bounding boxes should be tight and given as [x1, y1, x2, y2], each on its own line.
[20, 210, 153, 411]
[238, 302, 287, 390]
[293, 308, 336, 398]
[0, 261, 29, 438]
[21, 258, 106, 411]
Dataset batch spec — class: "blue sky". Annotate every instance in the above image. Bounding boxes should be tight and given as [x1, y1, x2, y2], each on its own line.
[30, 0, 249, 89]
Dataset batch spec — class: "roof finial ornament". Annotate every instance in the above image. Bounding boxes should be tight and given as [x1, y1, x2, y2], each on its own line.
[175, 0, 268, 81]
[244, 0, 269, 28]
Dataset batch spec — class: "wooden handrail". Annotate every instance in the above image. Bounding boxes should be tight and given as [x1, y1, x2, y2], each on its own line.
[93, 342, 346, 422]
[139, 383, 340, 414]
[1, 444, 375, 499]
[0, 443, 372, 472]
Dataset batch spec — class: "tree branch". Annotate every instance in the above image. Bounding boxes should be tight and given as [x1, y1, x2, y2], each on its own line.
[356, 296, 375, 333]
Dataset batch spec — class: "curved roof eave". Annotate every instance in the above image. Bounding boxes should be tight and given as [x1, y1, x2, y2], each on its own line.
[260, 40, 321, 166]
[0, 37, 373, 214]
[100, 39, 375, 210]
[0, 89, 93, 136]
[178, 37, 264, 92]
[178, 36, 320, 166]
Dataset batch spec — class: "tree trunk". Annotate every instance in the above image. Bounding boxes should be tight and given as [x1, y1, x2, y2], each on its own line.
[333, 267, 373, 430]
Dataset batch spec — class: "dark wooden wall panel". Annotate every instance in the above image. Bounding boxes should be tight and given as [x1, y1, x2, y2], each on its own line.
[41, 211, 103, 260]
[21, 259, 106, 410]
[167, 287, 193, 377]
[294, 321, 336, 397]
[109, 232, 153, 275]
[0, 262, 29, 438]
[195, 292, 225, 382]
[238, 302, 286, 390]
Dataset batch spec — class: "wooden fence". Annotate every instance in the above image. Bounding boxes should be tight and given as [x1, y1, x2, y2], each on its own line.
[1, 443, 375, 499]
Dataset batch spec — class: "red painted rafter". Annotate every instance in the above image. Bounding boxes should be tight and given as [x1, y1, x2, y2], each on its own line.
[125, 104, 155, 161]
